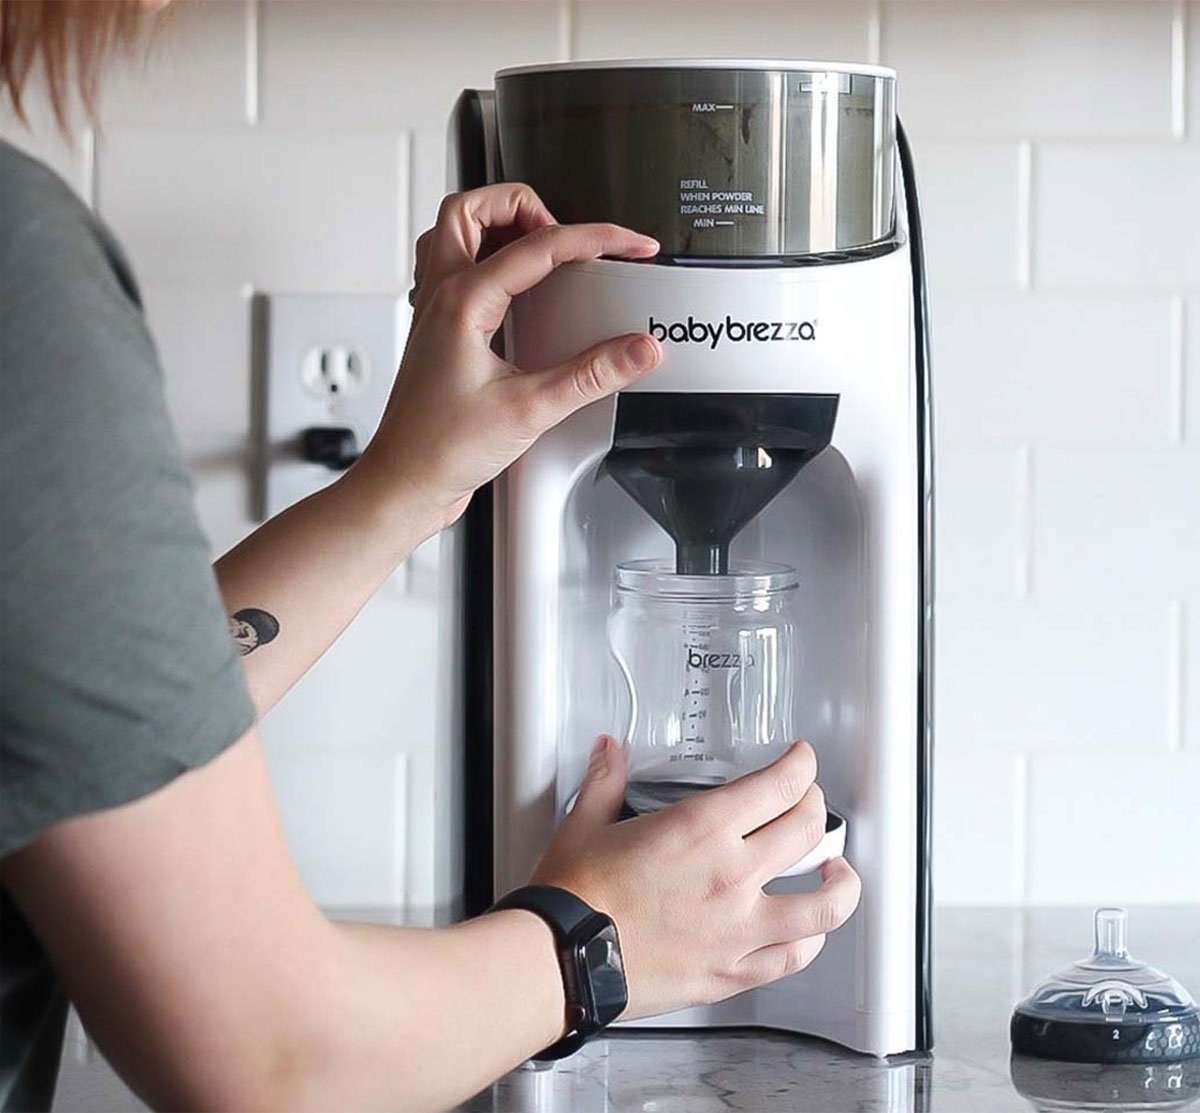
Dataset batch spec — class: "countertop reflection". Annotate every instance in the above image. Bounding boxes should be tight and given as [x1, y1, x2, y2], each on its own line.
[458, 908, 1200, 1113]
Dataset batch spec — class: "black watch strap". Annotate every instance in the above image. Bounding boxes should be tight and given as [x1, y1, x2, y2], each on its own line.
[492, 883, 597, 935]
[490, 885, 616, 1061]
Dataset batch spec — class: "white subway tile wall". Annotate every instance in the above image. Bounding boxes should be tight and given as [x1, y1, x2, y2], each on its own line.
[268, 748, 410, 908]
[933, 293, 1178, 446]
[570, 1, 872, 62]
[411, 128, 449, 244]
[138, 283, 252, 459]
[934, 448, 1024, 602]
[263, 591, 440, 909]
[1033, 145, 1200, 290]
[936, 602, 1176, 752]
[99, 0, 251, 126]
[933, 749, 1025, 904]
[1033, 451, 1200, 604]
[3, 0, 1197, 908]
[882, 1, 1177, 139]
[1191, 4, 1199, 136]
[912, 143, 1023, 291]
[1190, 296, 1200, 462]
[257, 1, 563, 127]
[97, 129, 410, 289]
[1025, 753, 1200, 905]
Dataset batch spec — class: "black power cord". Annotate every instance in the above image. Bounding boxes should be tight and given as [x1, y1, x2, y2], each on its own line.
[898, 118, 936, 1055]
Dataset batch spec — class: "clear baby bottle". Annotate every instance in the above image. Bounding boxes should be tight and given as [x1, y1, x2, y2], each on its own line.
[607, 559, 798, 814]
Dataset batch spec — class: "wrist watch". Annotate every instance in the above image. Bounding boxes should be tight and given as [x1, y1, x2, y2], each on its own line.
[490, 884, 628, 1061]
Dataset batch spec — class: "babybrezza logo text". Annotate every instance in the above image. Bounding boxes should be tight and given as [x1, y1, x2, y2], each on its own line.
[688, 647, 756, 670]
[649, 314, 816, 350]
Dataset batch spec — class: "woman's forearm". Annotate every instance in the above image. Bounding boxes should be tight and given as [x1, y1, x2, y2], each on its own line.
[214, 464, 441, 714]
[5, 730, 569, 1113]
[299, 912, 567, 1111]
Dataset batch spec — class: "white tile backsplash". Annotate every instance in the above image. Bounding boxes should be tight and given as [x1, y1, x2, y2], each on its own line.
[1189, 296, 1199, 445]
[882, 1, 1176, 139]
[913, 143, 1022, 292]
[189, 459, 256, 558]
[140, 283, 252, 457]
[258, 1, 562, 129]
[1032, 450, 1200, 600]
[96, 129, 408, 290]
[933, 294, 1179, 446]
[100, 0, 250, 126]
[1186, 602, 1199, 753]
[1034, 144, 1200, 291]
[7, 0, 1192, 909]
[572, 1, 871, 63]
[934, 448, 1024, 601]
[261, 589, 439, 908]
[412, 128, 449, 245]
[1026, 752, 1200, 905]
[935, 602, 1174, 753]
[933, 750, 1025, 905]
[1189, 2, 1199, 140]
[267, 747, 409, 908]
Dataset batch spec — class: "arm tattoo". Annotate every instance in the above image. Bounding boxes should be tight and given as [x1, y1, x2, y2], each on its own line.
[228, 607, 280, 657]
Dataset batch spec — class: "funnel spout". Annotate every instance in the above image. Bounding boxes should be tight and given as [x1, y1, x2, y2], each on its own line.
[679, 542, 727, 576]
[602, 393, 840, 575]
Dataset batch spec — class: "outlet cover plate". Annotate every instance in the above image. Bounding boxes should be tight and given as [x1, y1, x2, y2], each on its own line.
[254, 293, 408, 520]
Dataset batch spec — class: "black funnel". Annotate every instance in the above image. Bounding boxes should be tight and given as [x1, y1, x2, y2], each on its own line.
[602, 393, 839, 575]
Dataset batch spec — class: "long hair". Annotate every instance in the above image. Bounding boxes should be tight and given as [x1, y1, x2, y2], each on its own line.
[1, 0, 146, 131]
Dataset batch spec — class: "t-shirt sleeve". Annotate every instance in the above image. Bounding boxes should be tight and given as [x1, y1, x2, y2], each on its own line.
[0, 146, 257, 855]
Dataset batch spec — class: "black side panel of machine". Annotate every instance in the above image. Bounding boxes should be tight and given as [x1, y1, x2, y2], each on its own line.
[899, 119, 935, 1054]
[449, 90, 498, 919]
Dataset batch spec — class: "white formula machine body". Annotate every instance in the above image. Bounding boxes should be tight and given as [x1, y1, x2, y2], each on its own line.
[441, 59, 933, 1059]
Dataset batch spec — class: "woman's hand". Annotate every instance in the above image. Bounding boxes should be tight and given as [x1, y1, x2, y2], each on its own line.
[355, 183, 662, 534]
[217, 186, 658, 722]
[530, 737, 862, 1021]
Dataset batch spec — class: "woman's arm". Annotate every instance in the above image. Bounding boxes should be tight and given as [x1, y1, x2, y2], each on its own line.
[2, 731, 567, 1112]
[216, 185, 662, 714]
[213, 465, 436, 715]
[3, 731, 858, 1112]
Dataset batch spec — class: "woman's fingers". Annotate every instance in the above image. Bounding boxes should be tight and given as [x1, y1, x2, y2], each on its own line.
[742, 782, 827, 882]
[451, 222, 659, 333]
[418, 183, 557, 300]
[686, 742, 819, 841]
[734, 934, 828, 989]
[756, 857, 862, 949]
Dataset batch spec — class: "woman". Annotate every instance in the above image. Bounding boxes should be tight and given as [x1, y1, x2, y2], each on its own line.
[0, 3, 861, 1110]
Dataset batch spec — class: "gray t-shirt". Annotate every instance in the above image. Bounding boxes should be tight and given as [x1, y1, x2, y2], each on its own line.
[0, 140, 257, 1111]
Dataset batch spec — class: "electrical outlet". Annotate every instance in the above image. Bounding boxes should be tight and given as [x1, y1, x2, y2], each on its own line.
[300, 344, 372, 400]
[252, 294, 407, 521]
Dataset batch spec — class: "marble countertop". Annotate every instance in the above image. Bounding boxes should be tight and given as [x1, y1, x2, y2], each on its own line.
[52, 908, 1200, 1113]
[458, 908, 1200, 1113]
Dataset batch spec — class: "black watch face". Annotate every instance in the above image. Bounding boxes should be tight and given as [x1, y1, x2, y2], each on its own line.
[582, 923, 627, 1025]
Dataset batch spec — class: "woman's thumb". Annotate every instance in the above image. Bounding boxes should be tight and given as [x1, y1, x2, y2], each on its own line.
[568, 335, 661, 405]
[569, 735, 627, 829]
[513, 333, 661, 434]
